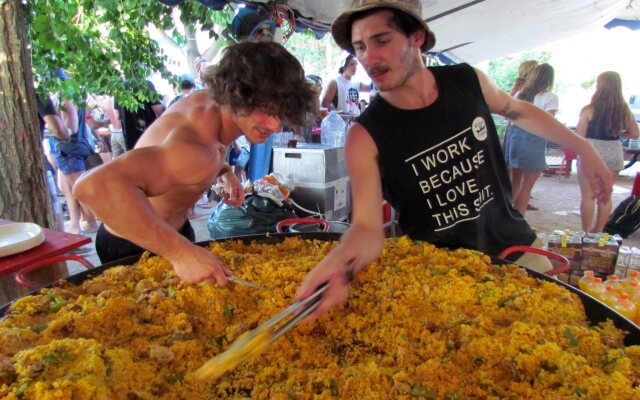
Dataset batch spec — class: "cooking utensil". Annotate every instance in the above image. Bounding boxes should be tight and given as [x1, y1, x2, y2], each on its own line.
[194, 283, 328, 380]
[227, 275, 265, 290]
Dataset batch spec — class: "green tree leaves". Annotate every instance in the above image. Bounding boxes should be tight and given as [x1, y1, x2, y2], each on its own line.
[25, 0, 227, 109]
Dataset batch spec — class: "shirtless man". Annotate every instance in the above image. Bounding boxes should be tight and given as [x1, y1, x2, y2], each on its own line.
[74, 41, 318, 285]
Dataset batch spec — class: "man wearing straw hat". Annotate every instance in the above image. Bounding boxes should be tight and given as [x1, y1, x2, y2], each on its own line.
[298, 0, 613, 319]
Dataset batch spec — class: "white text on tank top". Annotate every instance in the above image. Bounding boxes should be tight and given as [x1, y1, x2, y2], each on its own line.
[404, 116, 494, 231]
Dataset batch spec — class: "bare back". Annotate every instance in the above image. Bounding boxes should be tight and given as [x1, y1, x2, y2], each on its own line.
[125, 91, 230, 228]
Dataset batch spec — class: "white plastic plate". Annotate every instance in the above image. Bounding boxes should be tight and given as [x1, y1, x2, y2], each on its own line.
[0, 223, 45, 258]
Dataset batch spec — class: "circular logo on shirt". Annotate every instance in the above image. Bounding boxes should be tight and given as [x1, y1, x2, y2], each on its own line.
[472, 117, 488, 141]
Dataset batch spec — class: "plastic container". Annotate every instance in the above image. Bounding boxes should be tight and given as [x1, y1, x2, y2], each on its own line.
[583, 277, 605, 299]
[622, 281, 640, 302]
[612, 292, 637, 321]
[321, 110, 347, 147]
[578, 271, 595, 292]
[599, 286, 619, 308]
[622, 270, 640, 286]
[603, 275, 623, 292]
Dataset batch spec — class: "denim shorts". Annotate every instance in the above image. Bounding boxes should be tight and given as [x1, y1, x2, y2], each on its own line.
[507, 125, 547, 172]
[55, 154, 86, 175]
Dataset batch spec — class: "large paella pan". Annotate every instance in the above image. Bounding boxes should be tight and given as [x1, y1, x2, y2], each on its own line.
[1, 233, 639, 399]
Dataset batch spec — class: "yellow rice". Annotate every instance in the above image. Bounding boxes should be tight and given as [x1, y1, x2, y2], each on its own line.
[0, 236, 638, 399]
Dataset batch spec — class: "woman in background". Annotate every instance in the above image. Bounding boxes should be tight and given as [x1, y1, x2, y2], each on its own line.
[504, 60, 539, 169]
[507, 63, 559, 215]
[577, 71, 639, 233]
[509, 60, 539, 96]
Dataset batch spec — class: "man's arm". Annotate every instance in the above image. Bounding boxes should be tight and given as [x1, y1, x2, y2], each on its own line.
[57, 99, 79, 134]
[297, 122, 385, 320]
[475, 67, 613, 203]
[37, 96, 69, 140]
[320, 80, 338, 109]
[42, 115, 69, 140]
[73, 126, 230, 285]
[85, 110, 110, 131]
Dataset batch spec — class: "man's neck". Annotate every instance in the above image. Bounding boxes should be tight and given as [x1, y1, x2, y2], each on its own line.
[218, 107, 243, 146]
[379, 67, 438, 110]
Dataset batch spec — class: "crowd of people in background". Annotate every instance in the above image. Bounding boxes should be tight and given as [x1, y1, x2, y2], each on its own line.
[37, 41, 639, 241]
[28, 0, 640, 332]
[501, 59, 639, 232]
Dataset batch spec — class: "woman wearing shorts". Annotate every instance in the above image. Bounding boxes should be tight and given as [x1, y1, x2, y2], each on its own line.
[48, 96, 99, 234]
[576, 71, 640, 233]
[507, 63, 559, 215]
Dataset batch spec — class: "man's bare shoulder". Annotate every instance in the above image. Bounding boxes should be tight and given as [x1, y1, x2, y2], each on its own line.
[166, 91, 220, 122]
[139, 92, 222, 147]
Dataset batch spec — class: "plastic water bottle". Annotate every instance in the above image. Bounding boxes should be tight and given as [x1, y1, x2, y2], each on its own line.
[321, 110, 346, 147]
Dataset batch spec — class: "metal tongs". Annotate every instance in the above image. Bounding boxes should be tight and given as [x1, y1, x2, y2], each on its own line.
[194, 283, 328, 380]
[227, 275, 265, 290]
[260, 282, 328, 342]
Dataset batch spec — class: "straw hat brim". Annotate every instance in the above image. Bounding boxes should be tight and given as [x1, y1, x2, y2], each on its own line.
[331, 2, 436, 54]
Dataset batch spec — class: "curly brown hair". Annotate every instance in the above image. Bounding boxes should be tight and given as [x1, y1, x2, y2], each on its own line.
[202, 41, 318, 128]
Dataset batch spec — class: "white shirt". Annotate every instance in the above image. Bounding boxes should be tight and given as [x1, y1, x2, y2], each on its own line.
[336, 76, 361, 115]
[533, 90, 559, 113]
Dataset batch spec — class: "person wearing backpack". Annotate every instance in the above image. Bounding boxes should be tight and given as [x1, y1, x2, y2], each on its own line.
[38, 93, 98, 234]
[577, 71, 640, 233]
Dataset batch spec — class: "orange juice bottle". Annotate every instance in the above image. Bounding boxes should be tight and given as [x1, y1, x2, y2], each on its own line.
[604, 275, 623, 292]
[612, 292, 637, 321]
[622, 281, 640, 301]
[584, 277, 605, 299]
[598, 286, 619, 308]
[622, 271, 640, 286]
[578, 271, 595, 292]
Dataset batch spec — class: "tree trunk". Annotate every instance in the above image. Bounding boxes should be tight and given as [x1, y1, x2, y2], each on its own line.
[0, 0, 53, 228]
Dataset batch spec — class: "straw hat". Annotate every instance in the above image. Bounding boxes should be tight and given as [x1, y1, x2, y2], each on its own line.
[331, 0, 436, 53]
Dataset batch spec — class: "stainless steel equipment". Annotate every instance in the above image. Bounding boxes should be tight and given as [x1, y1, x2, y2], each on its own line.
[272, 144, 351, 221]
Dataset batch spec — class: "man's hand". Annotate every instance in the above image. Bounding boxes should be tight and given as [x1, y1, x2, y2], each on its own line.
[295, 251, 354, 322]
[170, 245, 231, 285]
[216, 170, 244, 208]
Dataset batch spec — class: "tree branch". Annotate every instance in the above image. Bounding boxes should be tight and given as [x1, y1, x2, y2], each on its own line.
[151, 24, 184, 55]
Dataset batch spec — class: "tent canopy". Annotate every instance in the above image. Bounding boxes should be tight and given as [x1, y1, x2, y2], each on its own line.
[277, 0, 636, 64]
[163, 0, 638, 64]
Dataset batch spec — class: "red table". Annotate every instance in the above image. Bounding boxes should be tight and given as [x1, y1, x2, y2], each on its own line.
[0, 219, 92, 278]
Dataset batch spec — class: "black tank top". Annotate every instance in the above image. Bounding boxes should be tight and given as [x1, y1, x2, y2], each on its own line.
[356, 63, 535, 256]
[586, 117, 619, 141]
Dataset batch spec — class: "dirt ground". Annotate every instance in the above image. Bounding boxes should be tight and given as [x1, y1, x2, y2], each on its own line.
[525, 168, 640, 248]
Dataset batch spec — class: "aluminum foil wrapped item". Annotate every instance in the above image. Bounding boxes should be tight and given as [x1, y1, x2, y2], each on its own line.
[253, 173, 295, 206]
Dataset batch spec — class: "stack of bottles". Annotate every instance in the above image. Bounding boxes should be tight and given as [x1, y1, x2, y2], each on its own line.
[578, 270, 640, 325]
